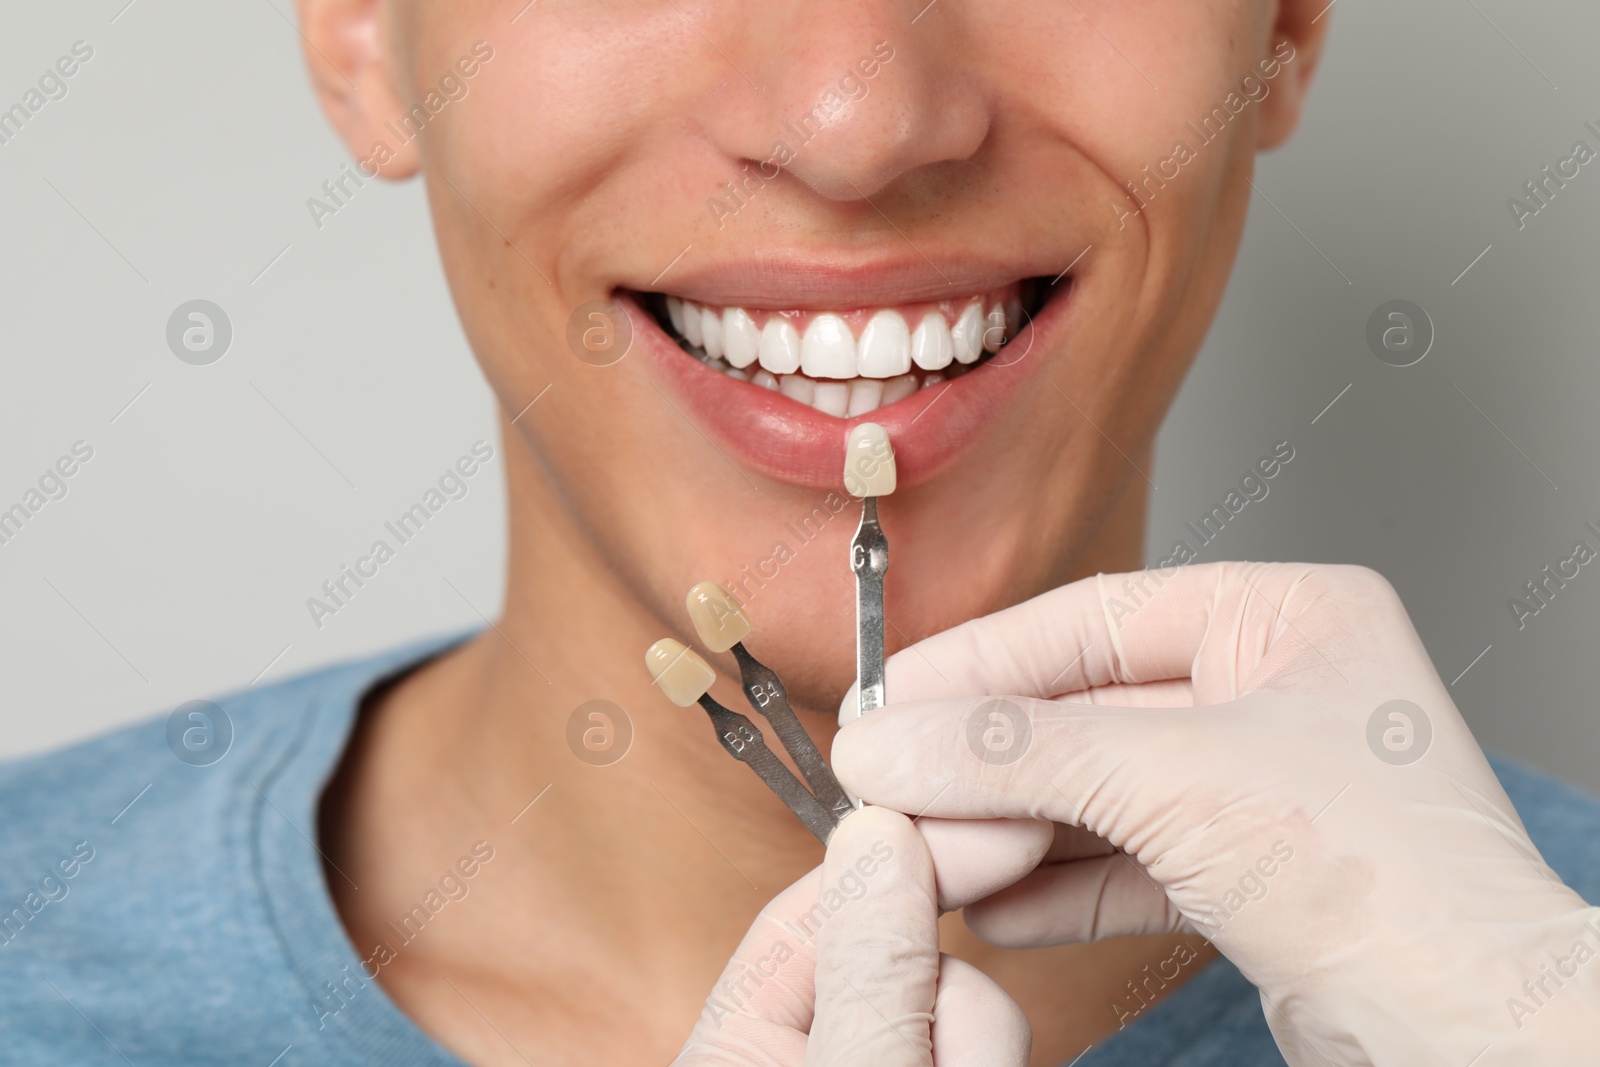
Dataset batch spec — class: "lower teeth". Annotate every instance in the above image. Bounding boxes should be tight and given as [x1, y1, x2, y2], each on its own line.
[686, 352, 953, 416]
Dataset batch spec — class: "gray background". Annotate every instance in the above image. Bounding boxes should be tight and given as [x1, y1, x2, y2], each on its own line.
[2, 2, 1598, 791]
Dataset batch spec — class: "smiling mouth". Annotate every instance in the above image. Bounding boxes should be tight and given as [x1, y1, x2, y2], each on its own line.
[637, 278, 1054, 418]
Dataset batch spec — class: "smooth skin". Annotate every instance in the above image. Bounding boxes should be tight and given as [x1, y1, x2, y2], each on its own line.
[297, 1, 1331, 1064]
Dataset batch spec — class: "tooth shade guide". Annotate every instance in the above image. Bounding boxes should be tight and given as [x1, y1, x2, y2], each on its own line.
[661, 589, 849, 842]
[843, 422, 896, 498]
[644, 638, 717, 707]
[694, 691, 840, 844]
[685, 581, 751, 653]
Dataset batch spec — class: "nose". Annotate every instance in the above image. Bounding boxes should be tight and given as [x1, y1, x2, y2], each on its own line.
[700, 4, 991, 201]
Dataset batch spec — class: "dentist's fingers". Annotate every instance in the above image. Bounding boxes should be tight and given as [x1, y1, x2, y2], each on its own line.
[838, 561, 1354, 729]
[915, 816, 1053, 912]
[807, 806, 938, 1067]
[1042, 822, 1117, 863]
[1056, 678, 1195, 708]
[927, 955, 1031, 1067]
[672, 872, 821, 1065]
[839, 565, 1227, 728]
[964, 854, 1188, 947]
[833, 695, 1230, 835]
[675, 812, 1052, 1065]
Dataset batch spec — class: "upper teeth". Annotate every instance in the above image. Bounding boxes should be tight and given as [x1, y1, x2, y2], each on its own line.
[663, 295, 1022, 380]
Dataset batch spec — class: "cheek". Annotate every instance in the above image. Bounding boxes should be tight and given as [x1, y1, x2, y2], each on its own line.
[1005, 5, 1262, 157]
[416, 4, 737, 448]
[1005, 3, 1266, 245]
[419, 3, 713, 247]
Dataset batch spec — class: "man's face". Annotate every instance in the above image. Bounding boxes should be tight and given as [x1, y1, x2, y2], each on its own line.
[313, 0, 1319, 708]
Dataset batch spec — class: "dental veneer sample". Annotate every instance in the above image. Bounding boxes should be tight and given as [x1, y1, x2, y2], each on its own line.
[644, 638, 717, 707]
[683, 581, 856, 822]
[643, 635, 839, 842]
[685, 581, 751, 654]
[843, 421, 897, 498]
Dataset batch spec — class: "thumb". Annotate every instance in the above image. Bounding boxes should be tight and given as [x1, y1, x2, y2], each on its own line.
[807, 806, 937, 1066]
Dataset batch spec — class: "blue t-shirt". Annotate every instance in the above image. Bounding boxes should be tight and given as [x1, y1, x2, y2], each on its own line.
[2, 634, 1597, 1066]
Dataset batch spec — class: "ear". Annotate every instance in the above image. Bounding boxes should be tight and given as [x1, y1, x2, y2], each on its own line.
[1255, 0, 1332, 150]
[295, 0, 420, 178]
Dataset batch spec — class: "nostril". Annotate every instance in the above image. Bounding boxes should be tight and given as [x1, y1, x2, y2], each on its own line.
[705, 156, 789, 230]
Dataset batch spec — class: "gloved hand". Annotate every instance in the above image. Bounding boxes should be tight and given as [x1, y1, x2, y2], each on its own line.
[672, 804, 1041, 1066]
[832, 562, 1600, 1066]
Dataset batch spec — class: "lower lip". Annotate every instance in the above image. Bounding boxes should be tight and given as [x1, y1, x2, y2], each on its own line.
[628, 287, 1070, 491]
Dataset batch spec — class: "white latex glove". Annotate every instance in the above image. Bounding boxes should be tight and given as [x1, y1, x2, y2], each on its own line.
[672, 804, 1043, 1066]
[832, 562, 1600, 1066]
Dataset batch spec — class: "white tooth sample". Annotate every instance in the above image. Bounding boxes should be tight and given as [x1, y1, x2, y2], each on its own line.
[722, 307, 760, 369]
[920, 371, 946, 388]
[751, 368, 779, 391]
[811, 381, 850, 417]
[881, 373, 920, 406]
[846, 378, 884, 416]
[778, 373, 815, 405]
[685, 581, 751, 653]
[983, 304, 1006, 353]
[667, 296, 687, 337]
[645, 638, 716, 707]
[843, 422, 896, 497]
[800, 314, 858, 379]
[725, 367, 750, 382]
[701, 307, 723, 359]
[758, 318, 802, 374]
[682, 301, 704, 347]
[857, 310, 911, 378]
[953, 302, 985, 364]
[910, 312, 954, 371]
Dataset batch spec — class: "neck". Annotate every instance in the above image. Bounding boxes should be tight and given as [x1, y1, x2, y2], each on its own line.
[322, 417, 1176, 1063]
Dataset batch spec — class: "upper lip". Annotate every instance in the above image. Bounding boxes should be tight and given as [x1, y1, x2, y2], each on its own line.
[636, 249, 1065, 309]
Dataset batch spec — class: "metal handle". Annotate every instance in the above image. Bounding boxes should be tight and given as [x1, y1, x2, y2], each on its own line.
[732, 644, 855, 823]
[851, 496, 888, 719]
[699, 696, 838, 844]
